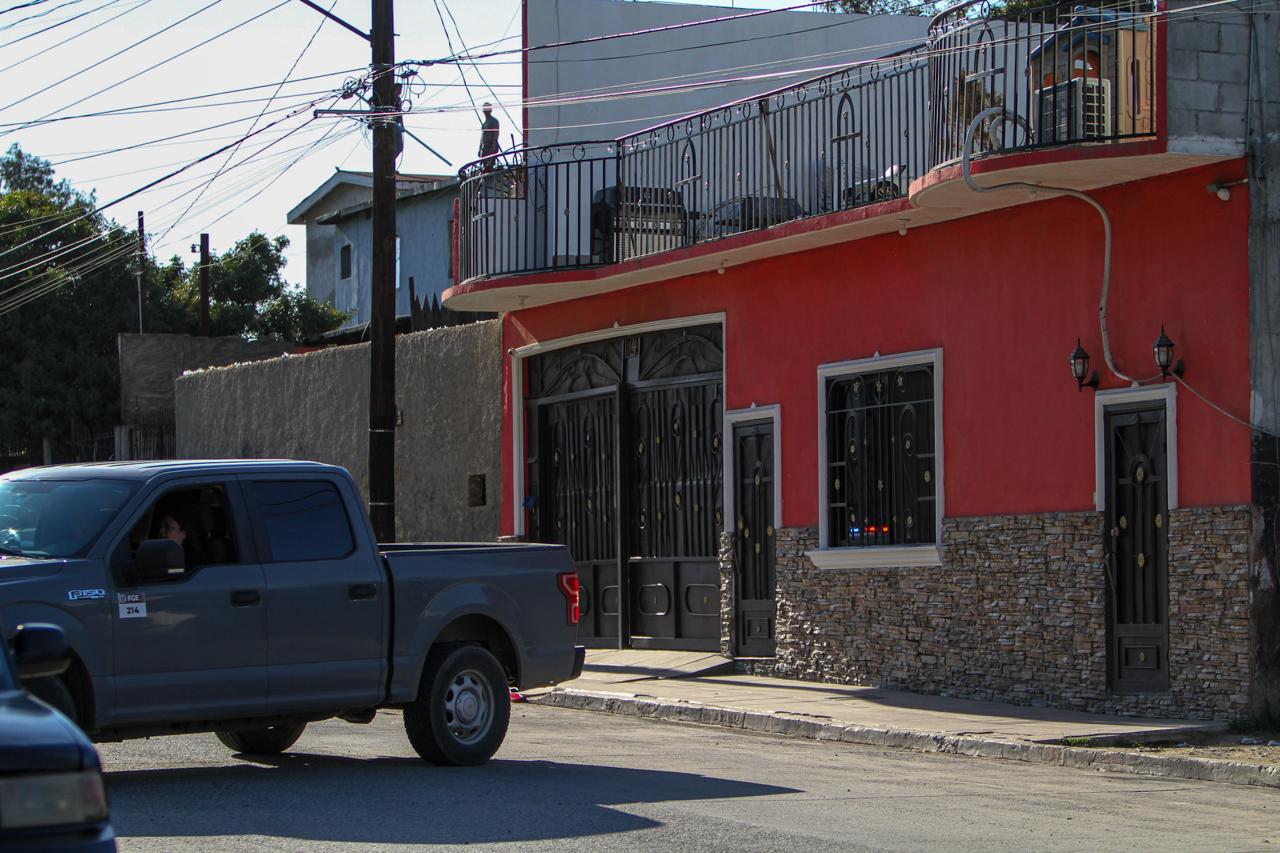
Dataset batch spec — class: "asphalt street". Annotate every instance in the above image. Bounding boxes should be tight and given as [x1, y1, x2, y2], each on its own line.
[99, 704, 1280, 852]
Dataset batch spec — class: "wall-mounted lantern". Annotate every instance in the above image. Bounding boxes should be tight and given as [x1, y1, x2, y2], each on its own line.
[1069, 338, 1099, 392]
[1153, 326, 1184, 378]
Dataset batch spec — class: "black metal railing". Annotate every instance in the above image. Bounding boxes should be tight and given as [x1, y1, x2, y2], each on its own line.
[457, 142, 617, 282]
[457, 0, 1159, 284]
[614, 46, 929, 262]
[929, 0, 1157, 165]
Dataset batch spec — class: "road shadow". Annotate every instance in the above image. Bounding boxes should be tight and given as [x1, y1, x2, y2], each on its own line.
[105, 752, 798, 845]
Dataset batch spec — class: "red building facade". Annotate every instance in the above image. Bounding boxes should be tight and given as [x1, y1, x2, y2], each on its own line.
[447, 1, 1271, 719]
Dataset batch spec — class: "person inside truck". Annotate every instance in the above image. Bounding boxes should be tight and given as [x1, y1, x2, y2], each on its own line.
[152, 506, 208, 568]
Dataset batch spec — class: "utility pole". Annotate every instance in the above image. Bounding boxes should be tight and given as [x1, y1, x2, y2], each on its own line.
[198, 233, 210, 336]
[368, 0, 398, 543]
[135, 211, 145, 333]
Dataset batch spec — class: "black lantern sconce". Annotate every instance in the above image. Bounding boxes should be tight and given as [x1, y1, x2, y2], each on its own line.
[1153, 326, 1184, 379]
[1069, 339, 1099, 392]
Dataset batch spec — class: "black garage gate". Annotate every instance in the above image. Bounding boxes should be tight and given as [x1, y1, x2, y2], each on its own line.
[523, 324, 723, 650]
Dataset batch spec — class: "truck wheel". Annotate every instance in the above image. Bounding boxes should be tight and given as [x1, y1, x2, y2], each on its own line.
[215, 723, 306, 755]
[26, 676, 77, 724]
[404, 645, 510, 766]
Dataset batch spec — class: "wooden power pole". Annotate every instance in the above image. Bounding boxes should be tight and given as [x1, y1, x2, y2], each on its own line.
[368, 0, 398, 543]
[135, 211, 145, 333]
[198, 233, 210, 336]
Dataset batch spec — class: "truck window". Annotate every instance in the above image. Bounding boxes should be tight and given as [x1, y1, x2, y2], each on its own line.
[0, 478, 137, 559]
[137, 486, 239, 567]
[251, 481, 355, 562]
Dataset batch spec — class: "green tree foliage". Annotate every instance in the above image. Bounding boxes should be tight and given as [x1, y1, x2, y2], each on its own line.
[0, 145, 133, 461]
[0, 145, 344, 463]
[161, 232, 346, 342]
[822, 0, 940, 16]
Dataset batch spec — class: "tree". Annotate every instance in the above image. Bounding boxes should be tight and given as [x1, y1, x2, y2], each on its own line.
[0, 145, 345, 465]
[823, 0, 940, 16]
[163, 233, 346, 342]
[0, 144, 135, 463]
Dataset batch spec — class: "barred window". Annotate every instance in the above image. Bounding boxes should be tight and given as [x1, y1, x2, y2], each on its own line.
[825, 362, 936, 548]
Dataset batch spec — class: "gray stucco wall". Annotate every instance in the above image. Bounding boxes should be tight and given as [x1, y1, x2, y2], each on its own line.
[174, 320, 502, 542]
[332, 189, 457, 329]
[525, 0, 929, 148]
[119, 333, 294, 421]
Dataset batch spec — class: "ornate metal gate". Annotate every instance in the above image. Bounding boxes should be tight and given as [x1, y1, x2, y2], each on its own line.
[525, 325, 723, 650]
[733, 419, 776, 657]
[1104, 403, 1170, 693]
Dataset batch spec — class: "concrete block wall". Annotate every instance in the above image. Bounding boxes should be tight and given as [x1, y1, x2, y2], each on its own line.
[1166, 1, 1254, 155]
[174, 320, 502, 543]
[118, 333, 293, 421]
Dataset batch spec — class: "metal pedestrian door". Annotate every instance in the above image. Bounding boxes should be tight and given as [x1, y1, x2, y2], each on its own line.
[733, 419, 776, 657]
[525, 325, 724, 651]
[1104, 403, 1170, 693]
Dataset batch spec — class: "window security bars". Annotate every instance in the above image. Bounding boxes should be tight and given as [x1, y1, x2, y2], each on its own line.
[825, 364, 936, 548]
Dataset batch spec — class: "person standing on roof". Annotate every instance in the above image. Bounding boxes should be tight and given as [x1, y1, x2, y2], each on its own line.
[478, 102, 500, 160]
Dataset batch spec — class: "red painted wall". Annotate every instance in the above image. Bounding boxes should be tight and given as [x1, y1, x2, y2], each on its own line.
[500, 162, 1252, 534]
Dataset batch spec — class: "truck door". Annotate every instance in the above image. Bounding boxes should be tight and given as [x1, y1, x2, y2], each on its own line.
[109, 480, 268, 724]
[241, 476, 386, 713]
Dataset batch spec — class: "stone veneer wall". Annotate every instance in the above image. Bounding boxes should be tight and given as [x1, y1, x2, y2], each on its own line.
[737, 507, 1252, 720]
[718, 530, 736, 659]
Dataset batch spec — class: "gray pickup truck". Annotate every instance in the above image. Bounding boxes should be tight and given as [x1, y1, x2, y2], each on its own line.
[0, 460, 583, 766]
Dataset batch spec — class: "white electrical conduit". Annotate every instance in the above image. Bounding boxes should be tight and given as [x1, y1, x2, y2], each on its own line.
[961, 106, 1160, 385]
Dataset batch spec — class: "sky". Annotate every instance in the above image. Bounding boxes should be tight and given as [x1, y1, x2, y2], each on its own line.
[0, 0, 816, 295]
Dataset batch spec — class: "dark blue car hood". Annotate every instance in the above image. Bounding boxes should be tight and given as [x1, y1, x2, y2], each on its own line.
[0, 687, 92, 774]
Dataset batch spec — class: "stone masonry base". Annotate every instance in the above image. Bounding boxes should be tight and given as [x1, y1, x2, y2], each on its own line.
[733, 507, 1252, 720]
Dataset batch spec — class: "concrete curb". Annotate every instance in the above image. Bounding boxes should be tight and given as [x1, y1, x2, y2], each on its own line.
[531, 688, 1280, 790]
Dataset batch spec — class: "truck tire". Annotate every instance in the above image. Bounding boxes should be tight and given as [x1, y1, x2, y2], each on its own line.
[404, 645, 510, 766]
[26, 676, 77, 724]
[215, 723, 306, 755]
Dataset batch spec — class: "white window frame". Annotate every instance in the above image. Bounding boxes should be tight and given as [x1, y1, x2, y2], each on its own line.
[811, 348, 944, 570]
[509, 312, 727, 537]
[1093, 383, 1178, 512]
[723, 405, 782, 536]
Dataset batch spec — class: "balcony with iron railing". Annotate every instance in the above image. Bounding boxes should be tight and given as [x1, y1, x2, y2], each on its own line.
[446, 0, 1227, 311]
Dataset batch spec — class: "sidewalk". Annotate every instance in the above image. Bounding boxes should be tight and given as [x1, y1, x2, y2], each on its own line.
[528, 650, 1280, 790]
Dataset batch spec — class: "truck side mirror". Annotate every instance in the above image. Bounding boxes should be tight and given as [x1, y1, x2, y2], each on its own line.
[134, 539, 186, 583]
[11, 623, 70, 680]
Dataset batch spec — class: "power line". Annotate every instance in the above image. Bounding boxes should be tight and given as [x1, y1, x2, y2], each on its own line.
[402, 0, 835, 68]
[0, 71, 362, 128]
[0, 107, 351, 313]
[0, 0, 226, 118]
[0, 0, 120, 47]
[0, 0, 151, 77]
[430, 0, 479, 121]
[0, 0, 82, 23]
[438, 0, 517, 131]
[2, 0, 290, 139]
[0, 92, 339, 265]
[156, 0, 338, 248]
[49, 91, 343, 166]
[186, 120, 357, 239]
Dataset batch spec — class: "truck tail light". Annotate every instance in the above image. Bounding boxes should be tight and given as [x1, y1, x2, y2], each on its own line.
[557, 572, 580, 625]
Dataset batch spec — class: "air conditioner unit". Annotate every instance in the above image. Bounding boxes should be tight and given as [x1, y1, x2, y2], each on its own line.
[1035, 77, 1113, 145]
